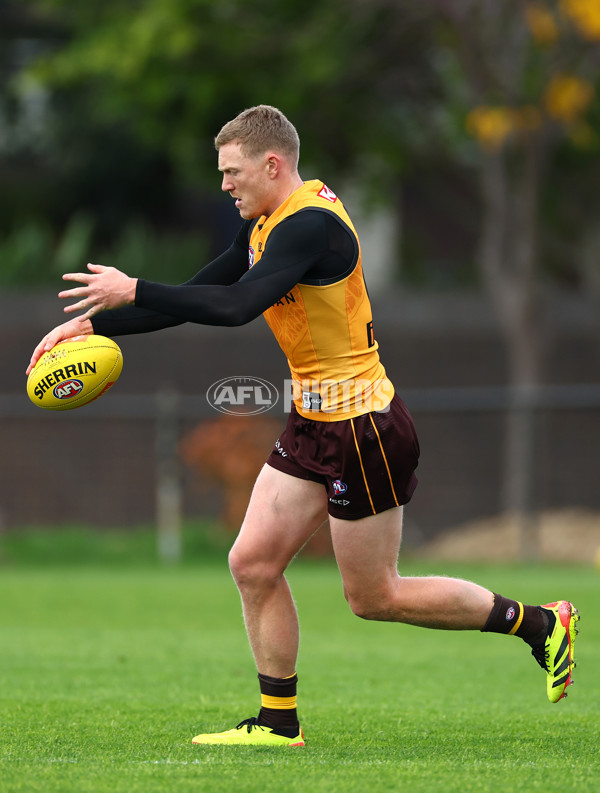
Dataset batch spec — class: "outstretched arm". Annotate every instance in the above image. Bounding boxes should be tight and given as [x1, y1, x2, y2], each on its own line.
[133, 210, 352, 325]
[28, 211, 354, 371]
[56, 212, 339, 328]
[26, 226, 252, 373]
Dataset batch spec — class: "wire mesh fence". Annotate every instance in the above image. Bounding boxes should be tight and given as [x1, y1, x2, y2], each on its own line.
[1, 383, 599, 561]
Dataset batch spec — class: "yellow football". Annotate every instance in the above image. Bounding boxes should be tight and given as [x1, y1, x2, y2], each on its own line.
[27, 334, 123, 411]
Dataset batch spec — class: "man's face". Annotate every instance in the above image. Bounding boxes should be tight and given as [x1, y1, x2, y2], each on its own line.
[218, 141, 273, 219]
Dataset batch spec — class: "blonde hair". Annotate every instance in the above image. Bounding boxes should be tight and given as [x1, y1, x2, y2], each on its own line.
[215, 105, 300, 168]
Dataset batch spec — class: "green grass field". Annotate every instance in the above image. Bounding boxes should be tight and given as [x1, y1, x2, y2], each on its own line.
[0, 542, 598, 793]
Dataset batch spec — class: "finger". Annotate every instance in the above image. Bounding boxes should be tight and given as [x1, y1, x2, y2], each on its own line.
[58, 287, 86, 300]
[27, 334, 56, 375]
[43, 332, 60, 351]
[58, 286, 91, 300]
[87, 262, 106, 273]
[62, 272, 93, 284]
[63, 299, 93, 314]
[81, 305, 100, 320]
[26, 347, 44, 375]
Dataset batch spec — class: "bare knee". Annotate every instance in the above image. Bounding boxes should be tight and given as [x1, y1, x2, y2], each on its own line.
[342, 575, 407, 621]
[347, 596, 385, 621]
[228, 543, 282, 591]
[343, 587, 393, 621]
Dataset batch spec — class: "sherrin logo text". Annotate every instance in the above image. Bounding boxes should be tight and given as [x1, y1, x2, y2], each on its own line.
[34, 361, 97, 401]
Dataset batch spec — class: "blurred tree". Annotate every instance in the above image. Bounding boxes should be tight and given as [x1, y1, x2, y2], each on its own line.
[24, 0, 437, 194]
[429, 0, 600, 556]
[1, 0, 440, 283]
[0, 0, 187, 282]
[4, 1, 600, 289]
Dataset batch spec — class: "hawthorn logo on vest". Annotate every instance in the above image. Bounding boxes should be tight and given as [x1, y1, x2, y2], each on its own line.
[317, 184, 337, 203]
[207, 376, 279, 415]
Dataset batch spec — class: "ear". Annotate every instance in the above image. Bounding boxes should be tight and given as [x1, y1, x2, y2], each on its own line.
[265, 153, 282, 179]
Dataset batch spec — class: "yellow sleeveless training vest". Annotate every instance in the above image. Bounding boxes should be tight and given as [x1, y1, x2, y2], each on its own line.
[249, 179, 394, 421]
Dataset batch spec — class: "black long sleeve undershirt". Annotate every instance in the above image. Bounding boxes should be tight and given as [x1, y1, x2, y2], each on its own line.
[90, 226, 250, 336]
[91, 209, 357, 337]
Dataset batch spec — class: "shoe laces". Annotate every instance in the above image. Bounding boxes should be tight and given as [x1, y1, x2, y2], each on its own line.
[530, 643, 549, 671]
[529, 606, 554, 672]
[235, 717, 261, 733]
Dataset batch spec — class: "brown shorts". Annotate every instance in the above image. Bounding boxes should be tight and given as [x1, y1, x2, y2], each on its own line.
[266, 394, 420, 520]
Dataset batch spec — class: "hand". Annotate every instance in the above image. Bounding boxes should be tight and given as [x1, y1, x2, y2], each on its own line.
[59, 263, 137, 320]
[26, 317, 94, 376]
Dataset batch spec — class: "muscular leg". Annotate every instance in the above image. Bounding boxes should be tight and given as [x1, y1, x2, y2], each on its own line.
[330, 506, 493, 629]
[328, 507, 577, 706]
[228, 464, 328, 676]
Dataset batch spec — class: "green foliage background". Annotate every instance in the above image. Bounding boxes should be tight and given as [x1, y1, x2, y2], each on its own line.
[1, 1, 600, 288]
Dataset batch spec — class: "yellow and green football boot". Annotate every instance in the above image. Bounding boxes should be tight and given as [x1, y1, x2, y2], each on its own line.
[192, 717, 305, 747]
[530, 601, 579, 703]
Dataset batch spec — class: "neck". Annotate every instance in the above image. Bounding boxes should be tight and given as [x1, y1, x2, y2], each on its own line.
[264, 174, 304, 218]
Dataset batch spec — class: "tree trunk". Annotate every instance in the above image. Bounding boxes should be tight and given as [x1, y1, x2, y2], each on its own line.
[478, 141, 545, 560]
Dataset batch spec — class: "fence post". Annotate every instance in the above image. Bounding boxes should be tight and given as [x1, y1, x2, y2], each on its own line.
[155, 387, 182, 563]
[505, 385, 539, 561]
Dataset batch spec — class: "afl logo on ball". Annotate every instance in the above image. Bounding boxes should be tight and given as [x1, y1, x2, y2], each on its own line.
[53, 378, 84, 400]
